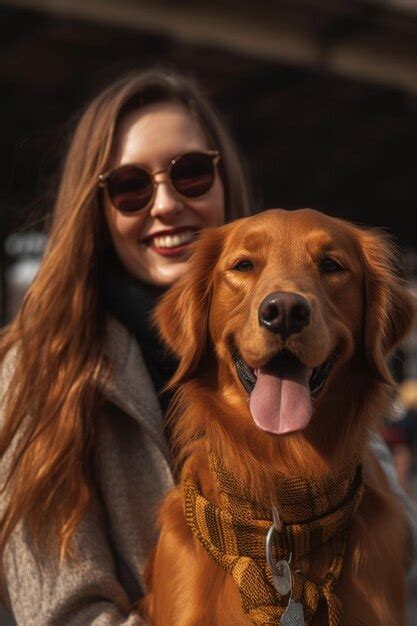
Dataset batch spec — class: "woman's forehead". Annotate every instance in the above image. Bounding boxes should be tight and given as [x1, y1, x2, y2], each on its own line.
[111, 101, 209, 165]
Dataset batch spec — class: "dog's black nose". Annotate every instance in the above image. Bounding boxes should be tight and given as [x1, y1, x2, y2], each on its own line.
[258, 292, 311, 338]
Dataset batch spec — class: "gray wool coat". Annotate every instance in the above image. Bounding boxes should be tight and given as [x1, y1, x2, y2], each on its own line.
[1, 317, 416, 625]
[0, 318, 174, 625]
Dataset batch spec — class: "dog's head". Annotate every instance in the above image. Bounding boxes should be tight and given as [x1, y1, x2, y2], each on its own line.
[155, 209, 415, 441]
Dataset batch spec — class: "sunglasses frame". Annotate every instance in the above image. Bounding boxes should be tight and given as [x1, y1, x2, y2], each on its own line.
[98, 150, 221, 213]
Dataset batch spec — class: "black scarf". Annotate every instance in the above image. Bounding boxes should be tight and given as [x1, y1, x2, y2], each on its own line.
[102, 254, 179, 422]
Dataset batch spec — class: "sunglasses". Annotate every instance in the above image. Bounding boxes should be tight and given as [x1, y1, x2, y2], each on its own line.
[98, 150, 221, 213]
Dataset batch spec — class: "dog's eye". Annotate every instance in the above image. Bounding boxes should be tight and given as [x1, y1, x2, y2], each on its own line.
[233, 259, 254, 272]
[320, 257, 344, 273]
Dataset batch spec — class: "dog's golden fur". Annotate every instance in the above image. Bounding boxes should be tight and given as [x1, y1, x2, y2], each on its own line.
[142, 209, 415, 625]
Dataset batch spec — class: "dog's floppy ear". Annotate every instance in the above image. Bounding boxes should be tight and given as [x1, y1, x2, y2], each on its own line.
[154, 226, 227, 387]
[358, 228, 415, 383]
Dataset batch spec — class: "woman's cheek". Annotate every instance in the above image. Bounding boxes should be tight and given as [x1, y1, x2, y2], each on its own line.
[200, 183, 225, 227]
[108, 210, 148, 244]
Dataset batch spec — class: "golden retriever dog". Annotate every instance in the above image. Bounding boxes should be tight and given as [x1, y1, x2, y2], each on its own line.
[142, 209, 415, 626]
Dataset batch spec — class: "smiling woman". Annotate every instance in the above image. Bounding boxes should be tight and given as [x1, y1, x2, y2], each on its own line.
[0, 69, 251, 625]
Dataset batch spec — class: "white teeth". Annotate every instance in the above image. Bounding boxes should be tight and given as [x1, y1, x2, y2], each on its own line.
[152, 230, 195, 248]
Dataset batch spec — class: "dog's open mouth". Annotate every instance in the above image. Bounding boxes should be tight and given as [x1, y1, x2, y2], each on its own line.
[232, 348, 338, 435]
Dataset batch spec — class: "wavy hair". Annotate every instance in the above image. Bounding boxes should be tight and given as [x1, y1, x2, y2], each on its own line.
[0, 69, 252, 565]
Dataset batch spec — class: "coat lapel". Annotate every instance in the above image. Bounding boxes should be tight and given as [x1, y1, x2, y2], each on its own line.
[101, 316, 172, 464]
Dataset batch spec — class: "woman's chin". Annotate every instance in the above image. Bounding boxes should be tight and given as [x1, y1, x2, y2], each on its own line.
[146, 260, 189, 288]
[120, 246, 190, 287]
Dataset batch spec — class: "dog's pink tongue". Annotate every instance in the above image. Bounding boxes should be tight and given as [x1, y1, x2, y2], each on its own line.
[249, 366, 312, 434]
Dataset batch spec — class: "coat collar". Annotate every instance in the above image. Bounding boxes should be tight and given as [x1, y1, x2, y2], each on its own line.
[100, 316, 172, 464]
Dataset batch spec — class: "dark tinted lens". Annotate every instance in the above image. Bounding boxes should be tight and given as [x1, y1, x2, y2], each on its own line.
[107, 165, 153, 212]
[171, 153, 215, 197]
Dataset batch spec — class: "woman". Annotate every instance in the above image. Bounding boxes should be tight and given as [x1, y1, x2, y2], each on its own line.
[0, 69, 250, 625]
[0, 69, 414, 625]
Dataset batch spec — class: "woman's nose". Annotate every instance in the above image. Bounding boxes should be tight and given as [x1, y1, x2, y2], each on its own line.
[149, 178, 184, 218]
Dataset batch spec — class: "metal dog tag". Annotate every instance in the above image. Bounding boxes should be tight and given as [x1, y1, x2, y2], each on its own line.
[281, 599, 305, 626]
[272, 559, 292, 596]
[266, 523, 293, 596]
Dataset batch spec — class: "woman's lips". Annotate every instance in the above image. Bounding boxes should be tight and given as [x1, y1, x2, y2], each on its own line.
[143, 227, 200, 257]
[148, 244, 192, 257]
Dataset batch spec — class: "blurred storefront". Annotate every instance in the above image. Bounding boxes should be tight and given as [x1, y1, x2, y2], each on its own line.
[3, 231, 46, 322]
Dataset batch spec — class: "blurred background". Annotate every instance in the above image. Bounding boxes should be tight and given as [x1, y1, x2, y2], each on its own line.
[0, 0, 416, 623]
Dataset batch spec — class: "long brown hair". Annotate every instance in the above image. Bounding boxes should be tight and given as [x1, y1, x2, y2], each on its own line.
[0, 69, 252, 564]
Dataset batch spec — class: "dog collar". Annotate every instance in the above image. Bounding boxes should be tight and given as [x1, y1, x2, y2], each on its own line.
[183, 452, 364, 625]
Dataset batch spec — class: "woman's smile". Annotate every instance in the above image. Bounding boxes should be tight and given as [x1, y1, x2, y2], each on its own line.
[142, 226, 200, 256]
